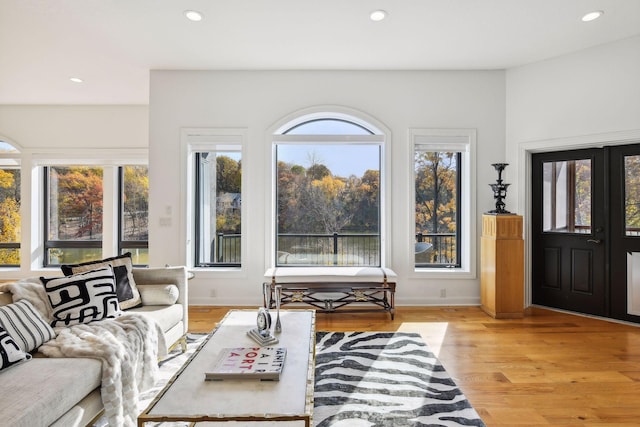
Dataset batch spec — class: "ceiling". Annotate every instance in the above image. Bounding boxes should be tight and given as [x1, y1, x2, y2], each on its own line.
[1, 0, 639, 105]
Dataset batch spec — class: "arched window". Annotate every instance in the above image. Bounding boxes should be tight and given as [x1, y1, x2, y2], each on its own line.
[273, 112, 384, 267]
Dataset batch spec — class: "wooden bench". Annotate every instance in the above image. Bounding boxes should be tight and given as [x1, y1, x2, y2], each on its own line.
[264, 267, 397, 319]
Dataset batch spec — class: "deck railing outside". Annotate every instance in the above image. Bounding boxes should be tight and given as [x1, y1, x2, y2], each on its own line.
[214, 232, 458, 267]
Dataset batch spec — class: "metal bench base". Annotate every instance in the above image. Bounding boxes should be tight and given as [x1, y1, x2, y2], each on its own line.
[264, 280, 396, 320]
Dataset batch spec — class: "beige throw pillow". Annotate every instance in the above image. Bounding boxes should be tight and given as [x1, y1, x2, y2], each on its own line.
[138, 284, 179, 306]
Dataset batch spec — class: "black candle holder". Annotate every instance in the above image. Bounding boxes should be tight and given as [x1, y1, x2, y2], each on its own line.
[488, 163, 511, 214]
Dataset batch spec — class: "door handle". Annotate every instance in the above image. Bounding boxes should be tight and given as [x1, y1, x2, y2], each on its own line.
[587, 239, 602, 244]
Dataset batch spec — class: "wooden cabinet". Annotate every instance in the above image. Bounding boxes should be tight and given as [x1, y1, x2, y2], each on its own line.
[481, 214, 524, 318]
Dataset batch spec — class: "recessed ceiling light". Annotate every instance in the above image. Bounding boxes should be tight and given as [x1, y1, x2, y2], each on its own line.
[184, 10, 203, 22]
[370, 10, 387, 22]
[582, 10, 604, 22]
[69, 77, 83, 83]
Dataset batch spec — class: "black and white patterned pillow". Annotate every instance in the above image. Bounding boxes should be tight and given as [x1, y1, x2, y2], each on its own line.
[0, 326, 31, 371]
[0, 300, 56, 352]
[61, 252, 142, 310]
[41, 267, 121, 328]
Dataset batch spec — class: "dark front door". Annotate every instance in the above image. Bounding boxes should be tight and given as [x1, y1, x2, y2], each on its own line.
[531, 149, 608, 317]
[609, 144, 640, 323]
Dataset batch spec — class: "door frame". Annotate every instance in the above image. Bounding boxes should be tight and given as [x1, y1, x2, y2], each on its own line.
[517, 129, 640, 311]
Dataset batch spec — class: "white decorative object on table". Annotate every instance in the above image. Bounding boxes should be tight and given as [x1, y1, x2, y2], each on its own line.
[248, 307, 278, 346]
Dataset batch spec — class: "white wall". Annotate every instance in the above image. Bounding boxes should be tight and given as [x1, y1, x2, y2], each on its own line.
[506, 35, 640, 211]
[149, 70, 506, 306]
[0, 105, 148, 150]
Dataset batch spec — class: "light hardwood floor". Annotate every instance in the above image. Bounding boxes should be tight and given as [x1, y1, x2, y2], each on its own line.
[188, 306, 640, 426]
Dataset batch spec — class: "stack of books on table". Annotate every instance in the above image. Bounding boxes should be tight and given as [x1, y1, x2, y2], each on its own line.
[205, 347, 287, 381]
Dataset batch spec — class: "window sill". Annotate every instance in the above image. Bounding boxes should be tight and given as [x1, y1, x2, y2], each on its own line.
[411, 267, 476, 280]
[190, 266, 246, 279]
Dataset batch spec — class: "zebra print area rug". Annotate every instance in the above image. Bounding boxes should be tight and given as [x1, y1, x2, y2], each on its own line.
[315, 332, 486, 427]
[97, 332, 484, 426]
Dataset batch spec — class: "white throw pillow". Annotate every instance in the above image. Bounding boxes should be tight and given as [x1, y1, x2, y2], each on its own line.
[138, 284, 179, 306]
[0, 300, 56, 352]
[41, 267, 121, 328]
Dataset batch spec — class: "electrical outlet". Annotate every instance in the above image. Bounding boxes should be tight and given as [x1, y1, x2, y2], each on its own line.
[440, 289, 446, 298]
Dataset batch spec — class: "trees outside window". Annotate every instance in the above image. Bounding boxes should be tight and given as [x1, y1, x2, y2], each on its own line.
[275, 118, 382, 267]
[414, 152, 461, 267]
[120, 165, 149, 265]
[0, 141, 22, 267]
[625, 155, 640, 236]
[0, 168, 20, 266]
[194, 151, 242, 266]
[542, 159, 592, 233]
[412, 128, 474, 272]
[45, 165, 149, 266]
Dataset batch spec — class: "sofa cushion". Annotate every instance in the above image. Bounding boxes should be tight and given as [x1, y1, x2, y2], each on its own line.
[0, 358, 101, 427]
[138, 284, 179, 306]
[41, 267, 121, 327]
[0, 300, 56, 352]
[61, 252, 142, 310]
[0, 325, 31, 371]
[127, 303, 183, 333]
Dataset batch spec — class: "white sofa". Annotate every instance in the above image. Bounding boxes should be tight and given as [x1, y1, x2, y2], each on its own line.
[0, 266, 188, 427]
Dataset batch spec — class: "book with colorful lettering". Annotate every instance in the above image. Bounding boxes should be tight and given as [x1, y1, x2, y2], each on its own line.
[205, 347, 287, 381]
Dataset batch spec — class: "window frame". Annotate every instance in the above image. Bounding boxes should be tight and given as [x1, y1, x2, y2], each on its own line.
[410, 128, 477, 279]
[182, 128, 247, 272]
[0, 165, 21, 268]
[43, 165, 104, 268]
[274, 135, 383, 268]
[118, 166, 149, 265]
[193, 151, 242, 268]
[32, 149, 148, 269]
[414, 151, 462, 268]
[269, 108, 390, 269]
[0, 140, 21, 268]
[42, 164, 150, 267]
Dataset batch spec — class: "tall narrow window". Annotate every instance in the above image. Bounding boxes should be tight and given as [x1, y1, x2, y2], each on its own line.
[0, 140, 20, 267]
[275, 118, 382, 267]
[45, 166, 104, 265]
[412, 129, 474, 272]
[120, 166, 149, 265]
[414, 152, 461, 267]
[194, 150, 242, 267]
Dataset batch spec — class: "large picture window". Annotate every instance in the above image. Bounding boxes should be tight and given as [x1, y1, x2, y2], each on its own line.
[44, 165, 149, 266]
[274, 118, 382, 267]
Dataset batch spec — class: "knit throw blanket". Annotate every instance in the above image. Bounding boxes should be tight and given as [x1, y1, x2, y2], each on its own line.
[0, 280, 166, 427]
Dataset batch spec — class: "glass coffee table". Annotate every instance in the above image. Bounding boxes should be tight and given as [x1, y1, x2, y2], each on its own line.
[138, 309, 316, 427]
